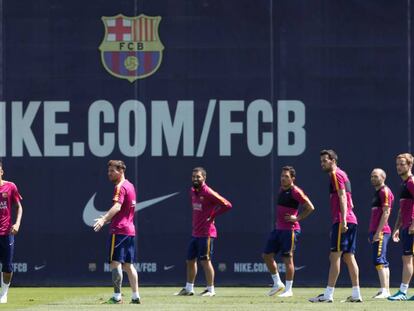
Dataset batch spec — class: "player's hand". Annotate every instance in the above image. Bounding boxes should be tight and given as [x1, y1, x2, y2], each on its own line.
[93, 216, 106, 232]
[284, 214, 298, 222]
[340, 222, 348, 233]
[372, 232, 380, 243]
[392, 229, 400, 242]
[409, 224, 414, 235]
[10, 223, 20, 235]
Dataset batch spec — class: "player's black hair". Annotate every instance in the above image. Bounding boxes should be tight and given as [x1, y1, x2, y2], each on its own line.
[320, 149, 338, 163]
[282, 166, 296, 178]
[108, 160, 126, 172]
[192, 167, 206, 178]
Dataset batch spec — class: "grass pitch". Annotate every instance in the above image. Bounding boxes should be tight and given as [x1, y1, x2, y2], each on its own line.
[2, 287, 414, 310]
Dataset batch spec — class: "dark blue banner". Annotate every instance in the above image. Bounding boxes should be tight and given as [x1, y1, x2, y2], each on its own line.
[0, 0, 411, 286]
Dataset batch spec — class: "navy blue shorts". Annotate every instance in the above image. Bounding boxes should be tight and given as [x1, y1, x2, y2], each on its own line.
[0, 235, 14, 273]
[401, 228, 414, 256]
[330, 223, 357, 253]
[108, 234, 136, 264]
[187, 237, 214, 261]
[369, 232, 390, 268]
[263, 229, 300, 257]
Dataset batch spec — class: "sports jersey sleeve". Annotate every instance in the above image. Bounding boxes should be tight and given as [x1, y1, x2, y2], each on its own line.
[11, 183, 22, 204]
[331, 171, 345, 191]
[113, 184, 126, 205]
[379, 187, 391, 208]
[408, 179, 414, 219]
[207, 188, 232, 218]
[291, 186, 310, 205]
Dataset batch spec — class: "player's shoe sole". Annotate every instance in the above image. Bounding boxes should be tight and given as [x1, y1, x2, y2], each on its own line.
[340, 296, 363, 303]
[199, 289, 216, 297]
[278, 290, 293, 298]
[174, 288, 195, 296]
[268, 283, 285, 296]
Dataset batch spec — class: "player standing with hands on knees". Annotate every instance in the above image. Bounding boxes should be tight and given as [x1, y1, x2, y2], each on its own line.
[93, 160, 141, 304]
[309, 150, 362, 303]
[262, 166, 315, 298]
[388, 153, 414, 301]
[175, 167, 232, 297]
[0, 160, 23, 304]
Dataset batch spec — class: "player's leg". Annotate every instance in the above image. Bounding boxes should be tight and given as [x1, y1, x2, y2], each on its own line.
[175, 237, 197, 295]
[389, 228, 413, 301]
[310, 223, 341, 302]
[278, 229, 299, 297]
[199, 237, 215, 296]
[341, 224, 362, 302]
[0, 234, 14, 304]
[105, 234, 126, 303]
[122, 236, 140, 304]
[371, 233, 391, 298]
[262, 230, 284, 296]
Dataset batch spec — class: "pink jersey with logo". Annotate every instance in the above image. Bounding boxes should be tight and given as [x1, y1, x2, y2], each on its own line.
[399, 175, 414, 229]
[328, 168, 358, 224]
[276, 185, 310, 230]
[109, 179, 136, 236]
[0, 181, 22, 235]
[191, 183, 232, 238]
[369, 185, 394, 233]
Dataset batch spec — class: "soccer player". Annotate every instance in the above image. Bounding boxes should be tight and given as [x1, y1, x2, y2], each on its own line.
[309, 149, 362, 303]
[175, 167, 232, 297]
[388, 153, 414, 301]
[262, 166, 315, 297]
[369, 168, 394, 299]
[0, 160, 23, 304]
[93, 160, 141, 304]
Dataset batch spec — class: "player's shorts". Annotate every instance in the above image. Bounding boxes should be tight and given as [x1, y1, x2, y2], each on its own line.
[400, 227, 414, 256]
[330, 223, 357, 253]
[187, 236, 214, 261]
[263, 229, 300, 257]
[0, 234, 14, 273]
[108, 234, 136, 264]
[369, 232, 390, 268]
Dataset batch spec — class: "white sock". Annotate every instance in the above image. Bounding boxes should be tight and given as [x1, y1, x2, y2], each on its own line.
[207, 285, 215, 293]
[352, 286, 361, 298]
[131, 291, 140, 299]
[324, 286, 334, 298]
[1, 278, 10, 297]
[113, 293, 121, 301]
[400, 283, 409, 294]
[185, 282, 194, 292]
[285, 280, 293, 291]
[381, 288, 388, 294]
[271, 273, 281, 285]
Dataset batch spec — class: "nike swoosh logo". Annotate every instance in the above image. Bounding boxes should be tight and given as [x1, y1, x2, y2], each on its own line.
[294, 265, 306, 271]
[163, 265, 175, 271]
[82, 192, 179, 227]
[34, 264, 46, 271]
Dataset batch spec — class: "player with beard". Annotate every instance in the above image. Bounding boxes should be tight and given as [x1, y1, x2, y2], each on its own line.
[388, 153, 414, 301]
[175, 167, 232, 297]
[309, 149, 362, 303]
[93, 160, 140, 304]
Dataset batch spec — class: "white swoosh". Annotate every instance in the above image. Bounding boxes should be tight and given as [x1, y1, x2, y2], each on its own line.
[34, 264, 46, 271]
[163, 265, 175, 271]
[294, 265, 306, 271]
[83, 192, 179, 227]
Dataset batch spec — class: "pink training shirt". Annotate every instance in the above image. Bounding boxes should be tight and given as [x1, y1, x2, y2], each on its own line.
[329, 168, 358, 224]
[109, 179, 136, 236]
[190, 183, 232, 238]
[276, 185, 310, 230]
[369, 185, 394, 234]
[399, 175, 414, 229]
[0, 181, 22, 235]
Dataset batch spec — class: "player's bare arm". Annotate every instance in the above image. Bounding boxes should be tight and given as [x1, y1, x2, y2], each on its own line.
[373, 205, 390, 242]
[10, 201, 23, 235]
[93, 202, 122, 232]
[337, 188, 348, 232]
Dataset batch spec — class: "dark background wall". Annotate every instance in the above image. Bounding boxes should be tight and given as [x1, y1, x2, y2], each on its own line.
[0, 0, 412, 286]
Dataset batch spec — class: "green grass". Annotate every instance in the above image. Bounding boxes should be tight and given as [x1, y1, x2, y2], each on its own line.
[1, 287, 414, 310]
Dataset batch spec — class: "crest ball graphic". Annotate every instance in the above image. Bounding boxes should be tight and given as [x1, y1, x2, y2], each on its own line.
[125, 56, 139, 71]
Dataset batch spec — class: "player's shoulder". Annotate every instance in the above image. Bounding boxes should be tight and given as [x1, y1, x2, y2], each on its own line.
[1, 180, 17, 188]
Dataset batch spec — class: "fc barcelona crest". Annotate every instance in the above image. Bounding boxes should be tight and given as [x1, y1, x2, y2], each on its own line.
[99, 14, 164, 82]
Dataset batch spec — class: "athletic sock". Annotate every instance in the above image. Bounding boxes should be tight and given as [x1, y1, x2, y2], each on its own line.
[113, 293, 121, 301]
[207, 285, 215, 293]
[400, 283, 409, 294]
[271, 273, 281, 285]
[185, 282, 194, 292]
[285, 280, 293, 292]
[352, 286, 361, 298]
[132, 292, 140, 299]
[324, 286, 334, 299]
